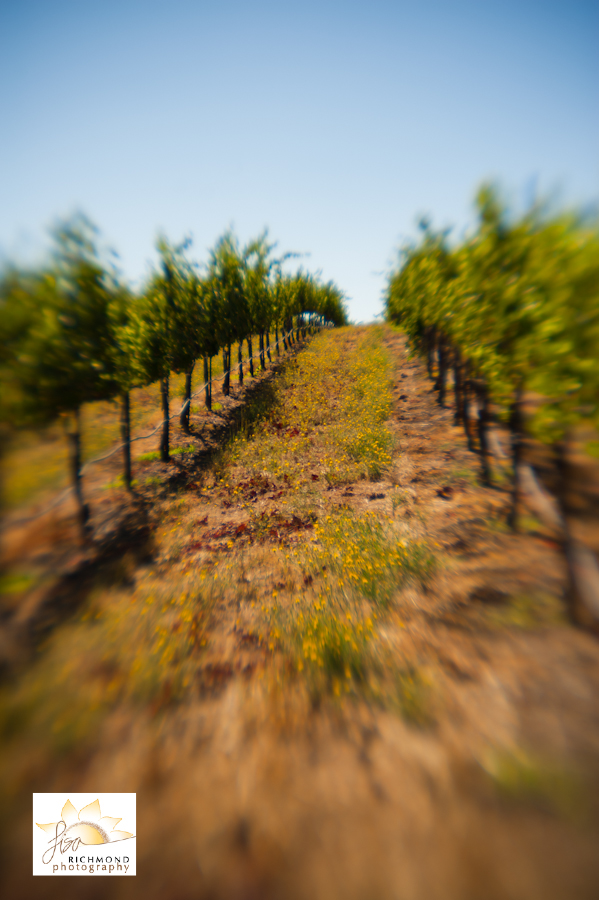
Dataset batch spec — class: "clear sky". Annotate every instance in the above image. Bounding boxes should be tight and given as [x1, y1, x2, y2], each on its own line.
[1, 0, 597, 321]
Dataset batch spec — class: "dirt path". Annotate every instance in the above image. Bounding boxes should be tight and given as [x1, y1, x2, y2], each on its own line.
[2, 326, 599, 900]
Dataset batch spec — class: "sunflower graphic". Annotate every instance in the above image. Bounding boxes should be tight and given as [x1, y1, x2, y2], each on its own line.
[36, 799, 134, 845]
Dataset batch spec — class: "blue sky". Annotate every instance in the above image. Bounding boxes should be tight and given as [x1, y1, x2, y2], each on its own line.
[1, 0, 597, 321]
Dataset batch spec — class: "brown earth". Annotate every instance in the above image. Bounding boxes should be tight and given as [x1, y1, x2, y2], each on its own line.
[2, 326, 599, 900]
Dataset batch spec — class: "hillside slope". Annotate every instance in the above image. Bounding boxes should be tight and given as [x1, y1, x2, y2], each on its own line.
[2, 325, 599, 900]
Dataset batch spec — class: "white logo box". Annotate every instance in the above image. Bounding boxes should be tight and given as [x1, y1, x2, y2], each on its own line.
[33, 793, 136, 876]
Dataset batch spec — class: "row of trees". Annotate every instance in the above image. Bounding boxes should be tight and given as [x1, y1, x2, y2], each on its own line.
[0, 217, 347, 531]
[385, 184, 599, 626]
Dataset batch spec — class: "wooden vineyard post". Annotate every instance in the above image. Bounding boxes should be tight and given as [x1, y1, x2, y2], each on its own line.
[66, 408, 90, 537]
[180, 364, 194, 434]
[557, 434, 599, 633]
[453, 346, 464, 427]
[426, 327, 435, 379]
[160, 375, 170, 461]
[238, 342, 243, 385]
[222, 345, 231, 396]
[462, 362, 476, 452]
[476, 380, 492, 485]
[203, 356, 212, 411]
[433, 331, 442, 391]
[437, 335, 448, 407]
[120, 391, 132, 491]
[259, 333, 265, 370]
[507, 387, 523, 531]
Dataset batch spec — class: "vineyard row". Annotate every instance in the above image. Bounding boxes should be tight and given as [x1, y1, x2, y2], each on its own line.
[0, 217, 347, 533]
[385, 185, 599, 631]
